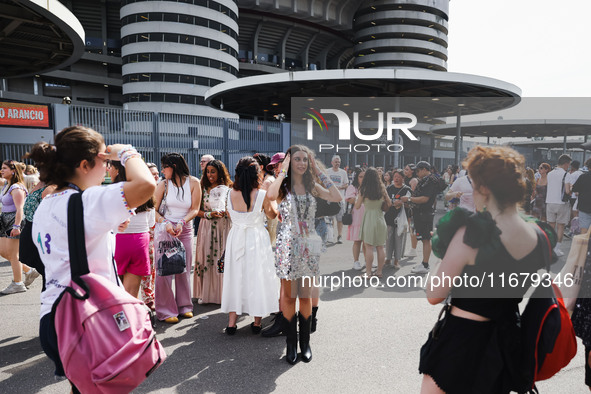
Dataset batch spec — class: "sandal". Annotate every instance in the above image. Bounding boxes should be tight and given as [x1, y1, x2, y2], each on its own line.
[225, 325, 237, 335]
[250, 322, 262, 334]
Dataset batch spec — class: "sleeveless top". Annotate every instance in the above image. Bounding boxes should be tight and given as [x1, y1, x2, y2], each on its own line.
[165, 178, 191, 221]
[432, 208, 555, 320]
[228, 189, 266, 229]
[24, 186, 48, 222]
[1, 183, 27, 213]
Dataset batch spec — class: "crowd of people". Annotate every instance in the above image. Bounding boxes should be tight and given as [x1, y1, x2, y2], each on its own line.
[1, 125, 590, 392]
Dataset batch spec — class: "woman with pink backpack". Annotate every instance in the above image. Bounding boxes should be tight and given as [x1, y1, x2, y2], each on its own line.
[28, 126, 156, 392]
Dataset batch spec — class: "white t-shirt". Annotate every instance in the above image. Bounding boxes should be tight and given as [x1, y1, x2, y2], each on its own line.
[546, 167, 568, 204]
[449, 175, 475, 212]
[567, 170, 584, 208]
[327, 168, 349, 199]
[121, 209, 155, 234]
[34, 183, 135, 318]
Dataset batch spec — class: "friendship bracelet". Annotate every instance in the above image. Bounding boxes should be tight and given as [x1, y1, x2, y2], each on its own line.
[12, 224, 20, 230]
[318, 172, 335, 189]
[178, 219, 187, 227]
[279, 168, 288, 177]
[117, 145, 134, 160]
[121, 154, 141, 167]
[205, 212, 212, 220]
[120, 149, 141, 167]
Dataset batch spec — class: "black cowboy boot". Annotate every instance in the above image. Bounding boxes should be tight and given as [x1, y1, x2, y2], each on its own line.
[284, 314, 298, 365]
[262, 312, 284, 337]
[298, 313, 312, 363]
[311, 306, 318, 333]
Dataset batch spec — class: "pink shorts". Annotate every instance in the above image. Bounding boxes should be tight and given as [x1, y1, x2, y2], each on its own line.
[115, 232, 151, 276]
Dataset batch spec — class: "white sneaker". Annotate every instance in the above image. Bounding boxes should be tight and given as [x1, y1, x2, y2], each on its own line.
[408, 248, 418, 257]
[411, 264, 430, 274]
[353, 261, 362, 270]
[1, 281, 27, 295]
[553, 247, 564, 257]
[24, 268, 40, 288]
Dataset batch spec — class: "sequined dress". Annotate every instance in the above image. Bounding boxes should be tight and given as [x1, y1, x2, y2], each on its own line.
[275, 192, 320, 280]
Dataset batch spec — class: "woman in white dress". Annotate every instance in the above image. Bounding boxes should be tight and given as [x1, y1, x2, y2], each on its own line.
[221, 157, 279, 335]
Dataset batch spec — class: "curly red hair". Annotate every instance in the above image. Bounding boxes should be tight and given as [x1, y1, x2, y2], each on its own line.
[464, 146, 526, 210]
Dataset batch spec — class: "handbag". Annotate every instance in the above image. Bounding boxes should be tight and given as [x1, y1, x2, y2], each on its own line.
[396, 206, 409, 236]
[158, 180, 169, 216]
[154, 222, 187, 276]
[303, 233, 324, 257]
[559, 229, 590, 312]
[342, 202, 353, 225]
[315, 196, 341, 218]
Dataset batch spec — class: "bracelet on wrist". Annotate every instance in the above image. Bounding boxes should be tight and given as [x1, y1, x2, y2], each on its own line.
[12, 224, 20, 230]
[178, 219, 187, 227]
[117, 145, 134, 160]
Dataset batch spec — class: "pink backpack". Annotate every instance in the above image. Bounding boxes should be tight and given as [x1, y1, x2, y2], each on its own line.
[52, 192, 166, 393]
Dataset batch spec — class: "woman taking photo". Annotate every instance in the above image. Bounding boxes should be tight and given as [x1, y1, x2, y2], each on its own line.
[221, 157, 279, 334]
[267, 145, 341, 364]
[419, 146, 554, 393]
[29, 126, 156, 390]
[0, 160, 30, 294]
[355, 167, 391, 278]
[110, 160, 155, 298]
[532, 162, 550, 222]
[345, 168, 365, 271]
[194, 159, 232, 305]
[154, 153, 201, 323]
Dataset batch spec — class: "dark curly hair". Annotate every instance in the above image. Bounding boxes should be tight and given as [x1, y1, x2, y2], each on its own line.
[201, 159, 232, 191]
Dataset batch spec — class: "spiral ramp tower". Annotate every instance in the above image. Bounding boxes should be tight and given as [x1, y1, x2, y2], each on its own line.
[353, 0, 449, 71]
[120, 0, 239, 116]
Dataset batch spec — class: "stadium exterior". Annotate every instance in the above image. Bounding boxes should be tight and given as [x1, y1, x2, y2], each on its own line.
[3, 0, 554, 169]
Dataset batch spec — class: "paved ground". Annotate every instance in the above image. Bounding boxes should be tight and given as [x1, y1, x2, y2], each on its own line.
[0, 202, 588, 393]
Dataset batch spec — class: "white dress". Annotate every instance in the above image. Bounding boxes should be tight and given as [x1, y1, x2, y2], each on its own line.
[221, 190, 280, 316]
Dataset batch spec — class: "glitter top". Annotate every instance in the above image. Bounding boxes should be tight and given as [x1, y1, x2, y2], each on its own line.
[275, 192, 319, 280]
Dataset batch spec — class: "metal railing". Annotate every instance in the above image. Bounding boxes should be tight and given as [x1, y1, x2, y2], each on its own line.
[69, 106, 283, 176]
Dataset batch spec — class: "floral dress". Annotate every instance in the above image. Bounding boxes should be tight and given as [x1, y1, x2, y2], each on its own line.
[275, 192, 320, 280]
[193, 185, 231, 304]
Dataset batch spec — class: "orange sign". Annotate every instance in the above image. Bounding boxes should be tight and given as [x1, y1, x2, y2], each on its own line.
[0, 101, 50, 128]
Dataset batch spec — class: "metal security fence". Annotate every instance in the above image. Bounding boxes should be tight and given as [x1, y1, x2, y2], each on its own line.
[69, 106, 284, 176]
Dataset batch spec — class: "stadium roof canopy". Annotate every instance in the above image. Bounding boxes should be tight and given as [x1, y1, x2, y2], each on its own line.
[205, 68, 522, 119]
[0, 0, 85, 78]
